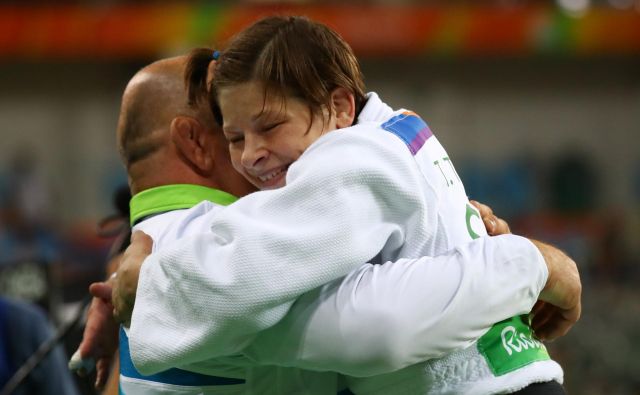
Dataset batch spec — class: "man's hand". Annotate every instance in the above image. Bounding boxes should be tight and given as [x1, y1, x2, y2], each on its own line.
[112, 231, 153, 326]
[530, 239, 582, 341]
[471, 200, 511, 236]
[471, 200, 581, 341]
[70, 280, 119, 389]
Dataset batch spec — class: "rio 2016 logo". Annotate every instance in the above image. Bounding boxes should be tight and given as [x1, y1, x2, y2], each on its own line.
[500, 326, 543, 356]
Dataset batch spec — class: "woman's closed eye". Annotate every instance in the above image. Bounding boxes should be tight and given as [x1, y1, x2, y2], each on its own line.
[225, 134, 244, 144]
[262, 121, 285, 132]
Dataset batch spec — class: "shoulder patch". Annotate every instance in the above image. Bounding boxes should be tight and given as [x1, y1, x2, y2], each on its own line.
[380, 111, 433, 155]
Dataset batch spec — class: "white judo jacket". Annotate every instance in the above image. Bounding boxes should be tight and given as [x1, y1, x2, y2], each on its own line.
[120, 184, 337, 394]
[129, 93, 561, 394]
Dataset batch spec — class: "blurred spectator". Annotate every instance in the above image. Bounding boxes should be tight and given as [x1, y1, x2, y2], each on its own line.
[0, 148, 61, 314]
[0, 147, 59, 266]
[0, 147, 54, 227]
[0, 296, 80, 395]
[0, 203, 60, 268]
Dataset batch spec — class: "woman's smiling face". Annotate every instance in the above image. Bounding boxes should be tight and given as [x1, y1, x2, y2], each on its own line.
[219, 80, 336, 190]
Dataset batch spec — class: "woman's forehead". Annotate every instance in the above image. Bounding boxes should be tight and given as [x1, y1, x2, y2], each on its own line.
[220, 82, 297, 120]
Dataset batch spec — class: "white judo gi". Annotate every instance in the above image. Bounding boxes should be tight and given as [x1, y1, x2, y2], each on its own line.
[122, 184, 547, 395]
[129, 93, 562, 394]
[120, 184, 337, 394]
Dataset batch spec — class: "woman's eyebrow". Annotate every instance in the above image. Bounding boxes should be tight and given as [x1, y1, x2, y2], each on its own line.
[252, 109, 285, 122]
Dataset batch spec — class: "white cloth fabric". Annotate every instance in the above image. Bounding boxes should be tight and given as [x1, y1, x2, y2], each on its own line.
[130, 93, 561, 393]
[243, 234, 547, 378]
[121, 205, 247, 395]
[128, 199, 550, 395]
[125, 201, 338, 394]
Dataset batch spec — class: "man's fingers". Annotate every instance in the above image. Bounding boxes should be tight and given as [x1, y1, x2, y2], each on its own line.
[470, 200, 511, 236]
[470, 200, 495, 233]
[482, 214, 511, 236]
[112, 280, 133, 325]
[483, 216, 497, 234]
[78, 297, 110, 357]
[111, 292, 126, 324]
[493, 217, 511, 235]
[112, 281, 133, 326]
[470, 200, 493, 217]
[531, 304, 555, 333]
[112, 232, 151, 325]
[89, 282, 113, 301]
[130, 230, 153, 251]
[94, 357, 113, 390]
[112, 305, 126, 325]
[534, 314, 572, 342]
[532, 300, 546, 315]
[531, 301, 581, 342]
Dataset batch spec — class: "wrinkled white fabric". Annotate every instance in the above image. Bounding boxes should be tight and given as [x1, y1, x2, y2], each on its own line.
[244, 234, 548, 378]
[127, 200, 338, 395]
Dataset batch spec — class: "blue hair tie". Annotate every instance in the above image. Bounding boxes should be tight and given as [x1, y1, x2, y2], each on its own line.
[212, 50, 220, 60]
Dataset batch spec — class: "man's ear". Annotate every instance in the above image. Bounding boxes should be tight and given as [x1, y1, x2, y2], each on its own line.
[170, 116, 213, 174]
[331, 87, 356, 129]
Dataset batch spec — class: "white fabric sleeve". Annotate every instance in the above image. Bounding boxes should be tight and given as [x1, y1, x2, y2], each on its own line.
[129, 130, 430, 375]
[243, 234, 548, 377]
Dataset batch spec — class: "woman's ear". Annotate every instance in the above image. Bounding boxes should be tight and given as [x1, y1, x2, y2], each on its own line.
[170, 116, 213, 174]
[330, 87, 356, 129]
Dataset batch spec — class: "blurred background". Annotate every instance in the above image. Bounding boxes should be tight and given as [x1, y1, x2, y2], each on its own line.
[0, 1, 638, 394]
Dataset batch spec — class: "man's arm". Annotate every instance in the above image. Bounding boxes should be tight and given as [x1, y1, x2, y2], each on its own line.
[471, 200, 581, 341]
[240, 204, 580, 377]
[530, 239, 581, 340]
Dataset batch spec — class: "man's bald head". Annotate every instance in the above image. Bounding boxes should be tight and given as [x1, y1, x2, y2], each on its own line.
[117, 56, 213, 168]
[115, 55, 256, 197]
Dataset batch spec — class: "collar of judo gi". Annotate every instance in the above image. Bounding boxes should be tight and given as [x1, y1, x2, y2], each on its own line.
[129, 184, 238, 226]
